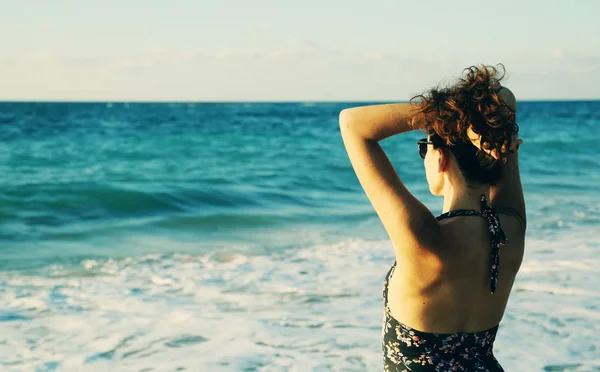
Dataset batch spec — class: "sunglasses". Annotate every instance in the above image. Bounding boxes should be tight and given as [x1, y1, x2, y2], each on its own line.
[417, 138, 435, 159]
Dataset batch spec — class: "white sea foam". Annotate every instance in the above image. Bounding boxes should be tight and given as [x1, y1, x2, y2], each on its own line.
[0, 230, 599, 371]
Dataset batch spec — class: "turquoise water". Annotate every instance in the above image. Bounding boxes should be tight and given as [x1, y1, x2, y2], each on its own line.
[0, 101, 599, 371]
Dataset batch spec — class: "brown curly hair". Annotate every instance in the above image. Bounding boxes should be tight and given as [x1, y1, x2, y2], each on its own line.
[409, 64, 519, 185]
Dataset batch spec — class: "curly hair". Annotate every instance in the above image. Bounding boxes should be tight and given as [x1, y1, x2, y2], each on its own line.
[409, 64, 519, 185]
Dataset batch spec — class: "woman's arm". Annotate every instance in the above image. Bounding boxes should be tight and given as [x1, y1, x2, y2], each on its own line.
[339, 103, 441, 259]
[467, 84, 526, 234]
[491, 151, 527, 234]
[339, 103, 422, 142]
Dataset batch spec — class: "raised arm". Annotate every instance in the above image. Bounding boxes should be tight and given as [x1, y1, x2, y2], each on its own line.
[339, 103, 421, 142]
[490, 150, 526, 234]
[468, 84, 526, 234]
[338, 103, 441, 257]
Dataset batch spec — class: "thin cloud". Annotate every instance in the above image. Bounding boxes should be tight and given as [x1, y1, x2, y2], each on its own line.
[551, 48, 564, 59]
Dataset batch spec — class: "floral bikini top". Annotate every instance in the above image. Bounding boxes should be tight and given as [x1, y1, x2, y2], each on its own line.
[382, 194, 508, 371]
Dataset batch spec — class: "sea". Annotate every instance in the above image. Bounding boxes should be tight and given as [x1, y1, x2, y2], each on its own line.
[0, 101, 599, 371]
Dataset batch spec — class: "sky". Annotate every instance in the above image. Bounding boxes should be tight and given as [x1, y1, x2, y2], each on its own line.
[1, 0, 599, 101]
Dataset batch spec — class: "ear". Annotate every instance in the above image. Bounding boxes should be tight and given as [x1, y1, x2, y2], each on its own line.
[438, 149, 449, 173]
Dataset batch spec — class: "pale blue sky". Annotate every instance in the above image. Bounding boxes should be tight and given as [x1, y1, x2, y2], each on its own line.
[1, 0, 599, 101]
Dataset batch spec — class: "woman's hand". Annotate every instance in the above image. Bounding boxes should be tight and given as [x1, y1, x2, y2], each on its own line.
[490, 81, 517, 113]
[467, 129, 523, 161]
[467, 81, 522, 161]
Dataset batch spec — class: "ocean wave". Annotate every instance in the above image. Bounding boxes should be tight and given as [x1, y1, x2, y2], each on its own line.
[0, 230, 599, 370]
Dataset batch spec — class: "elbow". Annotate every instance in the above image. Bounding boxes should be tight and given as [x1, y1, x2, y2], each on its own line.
[338, 108, 374, 141]
[338, 108, 355, 129]
[338, 109, 349, 128]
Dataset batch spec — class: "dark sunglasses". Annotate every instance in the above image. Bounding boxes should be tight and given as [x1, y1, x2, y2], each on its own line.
[417, 138, 435, 159]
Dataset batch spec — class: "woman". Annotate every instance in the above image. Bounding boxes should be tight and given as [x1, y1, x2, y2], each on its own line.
[339, 65, 525, 371]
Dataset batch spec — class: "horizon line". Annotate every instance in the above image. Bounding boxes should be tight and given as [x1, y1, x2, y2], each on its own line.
[1, 98, 599, 104]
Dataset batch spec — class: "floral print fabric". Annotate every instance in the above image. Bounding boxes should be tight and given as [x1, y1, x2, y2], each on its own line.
[382, 195, 507, 371]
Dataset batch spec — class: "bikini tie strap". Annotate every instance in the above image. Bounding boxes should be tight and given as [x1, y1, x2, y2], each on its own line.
[479, 195, 508, 294]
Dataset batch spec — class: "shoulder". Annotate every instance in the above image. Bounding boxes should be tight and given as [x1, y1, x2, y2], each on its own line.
[493, 202, 527, 238]
[392, 216, 445, 264]
[497, 211, 527, 243]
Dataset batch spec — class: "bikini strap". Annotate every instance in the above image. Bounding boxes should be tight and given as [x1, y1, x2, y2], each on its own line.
[384, 195, 508, 306]
[383, 261, 396, 307]
[436, 209, 482, 220]
[478, 194, 509, 294]
[435, 195, 508, 294]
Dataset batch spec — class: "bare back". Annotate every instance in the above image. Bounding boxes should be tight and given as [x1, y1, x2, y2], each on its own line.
[387, 211, 525, 334]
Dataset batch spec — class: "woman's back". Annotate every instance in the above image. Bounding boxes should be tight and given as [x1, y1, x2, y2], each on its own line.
[386, 209, 525, 334]
[382, 197, 525, 371]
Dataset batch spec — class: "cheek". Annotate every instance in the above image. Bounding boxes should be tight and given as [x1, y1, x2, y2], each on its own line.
[425, 153, 436, 172]
[424, 157, 435, 181]
[425, 155, 441, 184]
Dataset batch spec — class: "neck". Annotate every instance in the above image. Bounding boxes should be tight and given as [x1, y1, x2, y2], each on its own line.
[442, 182, 490, 213]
